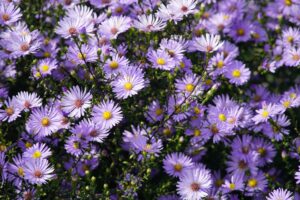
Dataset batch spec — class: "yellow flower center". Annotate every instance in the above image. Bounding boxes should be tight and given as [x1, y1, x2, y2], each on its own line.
[215, 179, 223, 187]
[163, 128, 171, 136]
[102, 111, 112, 120]
[218, 113, 227, 121]
[285, 0, 292, 6]
[18, 167, 24, 177]
[41, 117, 50, 127]
[185, 83, 195, 92]
[32, 150, 42, 159]
[290, 93, 297, 99]
[258, 147, 266, 156]
[283, 100, 291, 108]
[44, 52, 51, 57]
[232, 69, 241, 78]
[73, 141, 80, 149]
[180, 61, 185, 68]
[194, 129, 201, 136]
[194, 107, 201, 114]
[248, 178, 258, 188]
[216, 60, 224, 68]
[77, 53, 86, 60]
[237, 28, 245, 36]
[109, 61, 119, 69]
[124, 82, 133, 90]
[229, 183, 235, 190]
[174, 163, 183, 172]
[156, 58, 166, 65]
[5, 107, 14, 116]
[155, 108, 163, 116]
[261, 110, 269, 118]
[205, 79, 212, 85]
[25, 142, 32, 148]
[287, 36, 294, 43]
[144, 143, 152, 151]
[35, 72, 41, 78]
[40, 65, 49, 72]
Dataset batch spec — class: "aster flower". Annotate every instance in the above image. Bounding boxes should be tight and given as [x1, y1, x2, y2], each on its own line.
[92, 99, 123, 129]
[192, 34, 224, 53]
[168, 0, 198, 17]
[147, 49, 176, 71]
[66, 43, 98, 65]
[134, 14, 166, 32]
[0, 2, 22, 26]
[295, 165, 300, 184]
[8, 155, 25, 186]
[207, 13, 232, 34]
[15, 91, 42, 111]
[282, 27, 300, 47]
[222, 174, 244, 193]
[111, 67, 146, 99]
[175, 73, 202, 97]
[251, 137, 276, 166]
[208, 52, 233, 77]
[245, 171, 268, 193]
[177, 167, 212, 200]
[284, 47, 300, 67]
[163, 152, 194, 177]
[225, 61, 251, 86]
[229, 20, 252, 42]
[79, 119, 109, 143]
[159, 38, 185, 64]
[65, 135, 88, 157]
[99, 16, 131, 39]
[35, 58, 58, 78]
[0, 152, 8, 182]
[134, 137, 163, 158]
[23, 143, 52, 160]
[24, 159, 54, 185]
[266, 188, 293, 200]
[156, 3, 183, 23]
[145, 100, 164, 123]
[122, 125, 148, 151]
[103, 54, 129, 76]
[0, 97, 21, 122]
[61, 86, 92, 118]
[27, 106, 63, 138]
[252, 102, 284, 124]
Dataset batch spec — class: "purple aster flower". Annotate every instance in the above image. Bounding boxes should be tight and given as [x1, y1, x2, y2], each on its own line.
[262, 114, 290, 141]
[15, 91, 42, 111]
[252, 102, 284, 124]
[34, 58, 58, 78]
[92, 99, 123, 129]
[23, 143, 52, 160]
[134, 14, 166, 32]
[145, 100, 164, 123]
[192, 34, 224, 53]
[27, 106, 63, 138]
[284, 47, 300, 67]
[147, 49, 176, 71]
[177, 167, 212, 200]
[207, 13, 232, 34]
[245, 170, 267, 193]
[156, 3, 183, 23]
[134, 137, 163, 157]
[103, 54, 129, 76]
[61, 86, 92, 118]
[229, 20, 252, 42]
[163, 152, 194, 177]
[0, 152, 8, 182]
[99, 16, 131, 39]
[79, 119, 109, 143]
[226, 154, 258, 177]
[175, 73, 202, 97]
[218, 41, 239, 59]
[167, 95, 191, 122]
[24, 158, 54, 185]
[251, 137, 276, 166]
[222, 174, 244, 193]
[64, 135, 88, 157]
[168, 0, 198, 17]
[0, 2, 22, 26]
[225, 61, 250, 85]
[122, 125, 148, 151]
[295, 165, 300, 184]
[0, 97, 21, 122]
[282, 27, 300, 47]
[267, 188, 293, 200]
[159, 38, 185, 64]
[111, 67, 146, 99]
[67, 43, 98, 65]
[89, 0, 112, 9]
[208, 52, 233, 77]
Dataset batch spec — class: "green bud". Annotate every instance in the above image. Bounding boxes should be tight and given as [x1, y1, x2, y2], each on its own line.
[85, 170, 90, 175]
[91, 176, 96, 182]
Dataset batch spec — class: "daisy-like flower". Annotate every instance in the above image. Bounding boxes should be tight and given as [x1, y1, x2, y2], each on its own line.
[99, 16, 131, 39]
[56, 17, 92, 39]
[0, 97, 21, 122]
[207, 13, 232, 34]
[92, 99, 123, 129]
[111, 67, 146, 99]
[177, 167, 212, 200]
[61, 86, 92, 118]
[222, 174, 244, 193]
[156, 3, 183, 23]
[145, 100, 164, 123]
[134, 137, 163, 157]
[64, 135, 88, 157]
[168, 0, 198, 17]
[0, 152, 8, 182]
[266, 188, 293, 200]
[8, 154, 24, 186]
[225, 61, 251, 85]
[284, 47, 300, 67]
[27, 106, 62, 138]
[192, 34, 224, 53]
[159, 38, 185, 64]
[79, 119, 109, 143]
[24, 158, 54, 185]
[67, 43, 98, 65]
[229, 20, 252, 42]
[282, 27, 300, 47]
[35, 58, 58, 78]
[103, 54, 129, 76]
[134, 14, 166, 32]
[15, 91, 42, 111]
[175, 73, 202, 97]
[147, 49, 175, 70]
[246, 171, 268, 193]
[252, 102, 284, 124]
[0, 2, 22, 26]
[23, 143, 52, 160]
[163, 152, 194, 177]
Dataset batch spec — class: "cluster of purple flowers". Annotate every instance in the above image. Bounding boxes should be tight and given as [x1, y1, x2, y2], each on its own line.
[1, 0, 300, 199]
